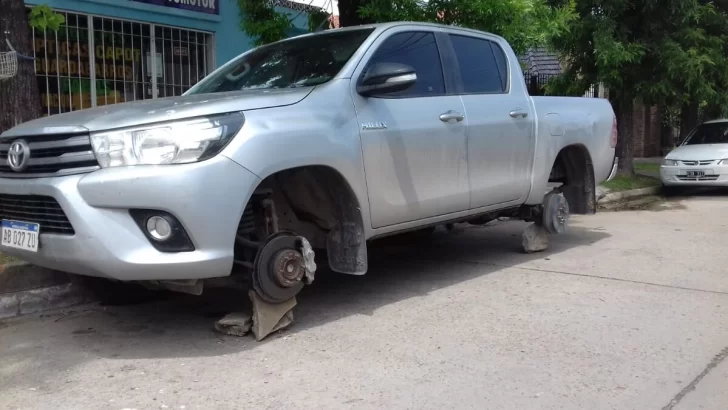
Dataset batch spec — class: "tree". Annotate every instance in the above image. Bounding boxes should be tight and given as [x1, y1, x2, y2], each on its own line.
[0, 0, 41, 134]
[671, 0, 728, 137]
[0, 3, 64, 134]
[358, 0, 575, 55]
[547, 0, 728, 176]
[238, 0, 574, 61]
[237, 0, 294, 46]
[338, 0, 376, 27]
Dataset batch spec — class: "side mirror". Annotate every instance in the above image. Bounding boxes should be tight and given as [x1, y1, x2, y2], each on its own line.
[357, 63, 417, 97]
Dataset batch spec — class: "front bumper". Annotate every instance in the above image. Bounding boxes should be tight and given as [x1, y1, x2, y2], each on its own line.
[0, 156, 260, 281]
[660, 163, 728, 186]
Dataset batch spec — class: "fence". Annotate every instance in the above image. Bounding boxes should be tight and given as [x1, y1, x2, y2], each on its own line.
[522, 72, 599, 98]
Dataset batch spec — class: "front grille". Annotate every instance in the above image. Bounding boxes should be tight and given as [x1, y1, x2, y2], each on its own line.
[680, 160, 714, 166]
[677, 175, 719, 181]
[0, 194, 75, 235]
[0, 133, 100, 178]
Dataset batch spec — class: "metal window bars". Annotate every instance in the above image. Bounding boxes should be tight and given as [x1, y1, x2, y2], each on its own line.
[28, 8, 213, 116]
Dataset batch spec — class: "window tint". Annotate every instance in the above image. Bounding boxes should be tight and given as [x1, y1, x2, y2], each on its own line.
[449, 35, 506, 94]
[684, 122, 728, 145]
[366, 31, 445, 97]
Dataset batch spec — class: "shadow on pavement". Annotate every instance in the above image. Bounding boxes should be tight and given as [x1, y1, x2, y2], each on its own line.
[664, 186, 728, 198]
[0, 220, 610, 391]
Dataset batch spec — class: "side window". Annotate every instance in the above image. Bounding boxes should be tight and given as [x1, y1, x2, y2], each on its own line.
[449, 34, 507, 94]
[491, 43, 509, 91]
[365, 31, 445, 97]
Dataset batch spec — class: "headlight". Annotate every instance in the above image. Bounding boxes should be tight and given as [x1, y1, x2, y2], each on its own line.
[91, 112, 244, 168]
[662, 159, 678, 166]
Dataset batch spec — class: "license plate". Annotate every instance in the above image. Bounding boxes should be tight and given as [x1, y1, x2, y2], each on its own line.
[1, 220, 39, 252]
[686, 170, 705, 178]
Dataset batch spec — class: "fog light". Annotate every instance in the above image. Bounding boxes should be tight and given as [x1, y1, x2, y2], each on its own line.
[130, 209, 194, 252]
[146, 216, 172, 241]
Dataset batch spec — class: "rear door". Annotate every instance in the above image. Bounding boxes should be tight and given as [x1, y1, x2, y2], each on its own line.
[446, 33, 535, 208]
[352, 29, 470, 228]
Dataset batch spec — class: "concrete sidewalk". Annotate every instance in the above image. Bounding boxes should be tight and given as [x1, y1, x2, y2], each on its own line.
[0, 194, 726, 410]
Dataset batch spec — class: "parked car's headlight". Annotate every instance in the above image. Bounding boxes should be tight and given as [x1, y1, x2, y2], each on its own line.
[662, 159, 678, 166]
[91, 113, 244, 168]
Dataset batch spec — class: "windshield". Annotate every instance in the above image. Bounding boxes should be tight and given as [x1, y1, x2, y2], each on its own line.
[684, 122, 728, 145]
[187, 29, 374, 95]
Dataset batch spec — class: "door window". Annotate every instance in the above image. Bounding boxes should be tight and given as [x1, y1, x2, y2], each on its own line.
[449, 34, 507, 94]
[365, 31, 445, 97]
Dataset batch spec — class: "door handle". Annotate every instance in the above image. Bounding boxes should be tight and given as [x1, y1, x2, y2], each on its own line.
[509, 109, 528, 119]
[439, 110, 465, 123]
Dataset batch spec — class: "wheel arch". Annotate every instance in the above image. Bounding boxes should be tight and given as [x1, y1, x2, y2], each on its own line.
[547, 144, 596, 214]
[246, 164, 368, 275]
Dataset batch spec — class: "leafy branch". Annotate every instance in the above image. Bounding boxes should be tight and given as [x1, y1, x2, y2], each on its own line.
[28, 4, 65, 32]
[237, 0, 292, 46]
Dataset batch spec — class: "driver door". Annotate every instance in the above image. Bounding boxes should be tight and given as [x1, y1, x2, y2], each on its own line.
[352, 29, 470, 229]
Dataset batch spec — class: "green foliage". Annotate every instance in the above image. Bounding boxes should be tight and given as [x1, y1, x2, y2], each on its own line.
[548, 0, 728, 112]
[237, 0, 292, 46]
[237, 0, 572, 53]
[359, 0, 576, 55]
[28, 4, 65, 32]
[546, 0, 728, 175]
[307, 8, 330, 32]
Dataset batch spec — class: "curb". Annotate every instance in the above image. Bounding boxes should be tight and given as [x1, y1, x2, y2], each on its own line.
[598, 186, 662, 205]
[0, 262, 92, 319]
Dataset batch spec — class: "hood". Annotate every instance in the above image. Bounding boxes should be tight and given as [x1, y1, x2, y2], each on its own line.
[1, 88, 313, 138]
[665, 144, 728, 161]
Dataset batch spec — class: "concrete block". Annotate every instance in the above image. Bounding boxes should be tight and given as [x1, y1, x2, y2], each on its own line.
[0, 263, 89, 319]
[522, 223, 549, 253]
[0, 262, 70, 294]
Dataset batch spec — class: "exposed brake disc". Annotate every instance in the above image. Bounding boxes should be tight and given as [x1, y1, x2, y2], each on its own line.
[252, 231, 314, 304]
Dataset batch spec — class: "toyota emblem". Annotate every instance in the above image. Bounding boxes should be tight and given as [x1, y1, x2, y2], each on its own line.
[7, 140, 30, 172]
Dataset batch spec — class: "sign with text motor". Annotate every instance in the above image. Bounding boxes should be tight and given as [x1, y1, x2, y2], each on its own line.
[130, 0, 219, 15]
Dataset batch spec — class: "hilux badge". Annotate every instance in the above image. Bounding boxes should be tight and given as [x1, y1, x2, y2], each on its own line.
[361, 122, 388, 130]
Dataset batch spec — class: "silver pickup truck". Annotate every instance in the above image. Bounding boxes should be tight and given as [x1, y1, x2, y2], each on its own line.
[0, 22, 617, 303]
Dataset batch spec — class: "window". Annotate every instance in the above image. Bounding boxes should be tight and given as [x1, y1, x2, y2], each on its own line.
[684, 122, 728, 145]
[188, 29, 373, 94]
[32, 11, 93, 115]
[29, 8, 213, 116]
[365, 31, 445, 97]
[91, 17, 154, 107]
[449, 34, 507, 94]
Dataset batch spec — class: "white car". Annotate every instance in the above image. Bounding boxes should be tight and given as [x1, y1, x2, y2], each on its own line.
[661, 119, 728, 190]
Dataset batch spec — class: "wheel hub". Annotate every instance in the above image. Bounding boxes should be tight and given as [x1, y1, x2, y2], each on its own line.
[252, 232, 312, 304]
[273, 249, 305, 288]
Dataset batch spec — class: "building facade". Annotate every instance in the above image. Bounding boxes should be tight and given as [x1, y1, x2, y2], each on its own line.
[23, 0, 311, 116]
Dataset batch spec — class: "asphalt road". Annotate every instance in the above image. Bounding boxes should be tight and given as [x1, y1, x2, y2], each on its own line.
[1, 194, 727, 410]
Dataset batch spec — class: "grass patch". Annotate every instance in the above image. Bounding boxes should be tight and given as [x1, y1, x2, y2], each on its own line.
[0, 252, 16, 266]
[601, 175, 661, 191]
[634, 162, 660, 174]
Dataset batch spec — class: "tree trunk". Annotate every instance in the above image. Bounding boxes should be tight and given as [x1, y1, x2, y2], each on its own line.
[659, 106, 674, 155]
[0, 0, 41, 134]
[679, 101, 699, 140]
[615, 93, 634, 177]
[337, 0, 374, 27]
